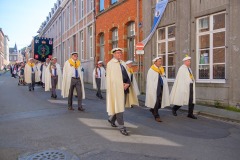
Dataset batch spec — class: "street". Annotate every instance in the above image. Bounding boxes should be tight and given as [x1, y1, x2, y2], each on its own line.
[0, 72, 240, 160]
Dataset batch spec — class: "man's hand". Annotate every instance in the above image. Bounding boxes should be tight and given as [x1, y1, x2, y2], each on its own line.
[123, 83, 130, 90]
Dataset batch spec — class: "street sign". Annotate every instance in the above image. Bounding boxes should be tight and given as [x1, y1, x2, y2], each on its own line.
[136, 50, 144, 55]
[136, 42, 144, 50]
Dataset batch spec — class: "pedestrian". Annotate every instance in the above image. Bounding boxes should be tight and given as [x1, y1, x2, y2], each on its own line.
[125, 60, 140, 108]
[92, 61, 106, 99]
[106, 48, 131, 136]
[24, 58, 37, 91]
[18, 62, 25, 85]
[42, 58, 50, 88]
[61, 52, 85, 111]
[170, 55, 197, 119]
[145, 57, 170, 122]
[45, 57, 62, 99]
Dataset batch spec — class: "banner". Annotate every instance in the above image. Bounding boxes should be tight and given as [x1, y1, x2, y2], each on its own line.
[34, 37, 53, 62]
[142, 0, 168, 46]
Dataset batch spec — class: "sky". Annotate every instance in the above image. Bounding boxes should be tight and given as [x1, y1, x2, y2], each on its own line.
[0, 0, 56, 50]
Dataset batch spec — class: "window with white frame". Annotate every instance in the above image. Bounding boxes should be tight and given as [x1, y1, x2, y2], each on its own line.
[127, 22, 135, 61]
[63, 41, 65, 62]
[196, 12, 226, 81]
[67, 39, 70, 55]
[112, 28, 118, 48]
[68, 6, 71, 28]
[62, 12, 65, 32]
[99, 33, 104, 61]
[72, 0, 77, 25]
[80, 31, 84, 60]
[87, 0, 94, 12]
[99, 0, 104, 12]
[81, 0, 84, 18]
[88, 26, 93, 58]
[157, 25, 176, 79]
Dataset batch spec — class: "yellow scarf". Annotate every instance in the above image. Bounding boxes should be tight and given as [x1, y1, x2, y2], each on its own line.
[68, 59, 81, 69]
[150, 65, 165, 76]
[128, 67, 134, 74]
[27, 62, 35, 67]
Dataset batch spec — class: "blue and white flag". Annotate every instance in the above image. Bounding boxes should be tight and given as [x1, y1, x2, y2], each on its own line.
[142, 0, 168, 46]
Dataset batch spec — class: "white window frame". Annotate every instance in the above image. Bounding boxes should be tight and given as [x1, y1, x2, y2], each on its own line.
[88, 26, 93, 58]
[112, 28, 118, 48]
[127, 22, 135, 61]
[79, 31, 84, 60]
[196, 11, 226, 83]
[157, 24, 176, 80]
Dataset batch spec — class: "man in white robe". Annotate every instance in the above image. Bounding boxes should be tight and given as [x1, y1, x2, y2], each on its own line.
[93, 61, 106, 99]
[42, 58, 50, 88]
[24, 58, 37, 91]
[170, 55, 197, 119]
[45, 57, 62, 99]
[61, 52, 85, 111]
[145, 57, 170, 122]
[125, 60, 140, 108]
[106, 48, 130, 136]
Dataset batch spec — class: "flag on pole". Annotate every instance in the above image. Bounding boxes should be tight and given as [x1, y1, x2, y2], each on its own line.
[142, 0, 168, 46]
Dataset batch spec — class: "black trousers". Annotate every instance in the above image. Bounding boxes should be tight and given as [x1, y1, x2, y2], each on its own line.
[95, 78, 102, 97]
[173, 83, 194, 115]
[152, 86, 163, 118]
[68, 78, 82, 108]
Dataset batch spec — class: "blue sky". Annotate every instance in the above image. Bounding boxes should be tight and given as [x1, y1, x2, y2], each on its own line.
[0, 0, 56, 50]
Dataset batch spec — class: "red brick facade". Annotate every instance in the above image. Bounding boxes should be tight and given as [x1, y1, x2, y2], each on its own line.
[95, 0, 143, 65]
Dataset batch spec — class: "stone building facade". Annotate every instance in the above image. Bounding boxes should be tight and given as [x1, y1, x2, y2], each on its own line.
[143, 0, 240, 106]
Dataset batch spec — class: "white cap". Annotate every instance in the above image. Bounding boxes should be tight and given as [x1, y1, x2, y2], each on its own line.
[71, 52, 78, 55]
[125, 60, 133, 65]
[98, 61, 103, 64]
[182, 55, 191, 61]
[52, 57, 57, 60]
[111, 48, 124, 54]
[152, 56, 162, 62]
[28, 58, 34, 61]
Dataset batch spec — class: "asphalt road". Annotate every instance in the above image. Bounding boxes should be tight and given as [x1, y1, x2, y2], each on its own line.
[0, 72, 240, 160]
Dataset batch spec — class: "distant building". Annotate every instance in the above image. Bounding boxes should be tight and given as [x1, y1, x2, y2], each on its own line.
[9, 43, 18, 64]
[4, 35, 10, 65]
[0, 28, 4, 68]
[143, 0, 240, 106]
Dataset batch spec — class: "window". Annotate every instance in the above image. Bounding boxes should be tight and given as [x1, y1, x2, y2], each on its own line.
[63, 42, 65, 62]
[127, 22, 135, 61]
[73, 35, 77, 52]
[100, 0, 104, 11]
[87, 0, 94, 12]
[196, 12, 226, 82]
[111, 0, 118, 4]
[80, 31, 84, 60]
[112, 28, 118, 48]
[67, 39, 70, 56]
[88, 26, 93, 58]
[62, 11, 65, 32]
[99, 33, 105, 61]
[72, 0, 77, 25]
[157, 25, 176, 79]
[81, 0, 84, 18]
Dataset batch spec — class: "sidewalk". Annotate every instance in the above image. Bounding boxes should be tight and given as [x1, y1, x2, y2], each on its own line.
[84, 82, 240, 123]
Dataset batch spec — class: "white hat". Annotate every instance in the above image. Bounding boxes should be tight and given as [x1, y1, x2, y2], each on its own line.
[98, 61, 103, 64]
[52, 57, 57, 60]
[28, 58, 34, 61]
[152, 56, 162, 62]
[71, 52, 78, 55]
[111, 48, 124, 54]
[182, 55, 191, 61]
[125, 60, 133, 65]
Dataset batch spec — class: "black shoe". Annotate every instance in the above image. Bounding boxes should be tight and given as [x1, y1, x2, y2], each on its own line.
[108, 120, 117, 127]
[32, 87, 34, 91]
[99, 96, 103, 99]
[78, 107, 85, 111]
[68, 106, 74, 110]
[51, 94, 54, 98]
[149, 108, 154, 116]
[120, 129, 129, 136]
[172, 109, 177, 116]
[187, 114, 197, 119]
[54, 95, 57, 99]
[29, 89, 31, 91]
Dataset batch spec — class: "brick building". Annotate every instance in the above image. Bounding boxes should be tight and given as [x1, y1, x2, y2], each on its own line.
[37, 0, 95, 83]
[143, 0, 240, 106]
[95, 0, 143, 65]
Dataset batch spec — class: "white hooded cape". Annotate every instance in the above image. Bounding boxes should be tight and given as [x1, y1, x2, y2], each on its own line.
[145, 67, 170, 108]
[92, 67, 106, 90]
[170, 64, 196, 106]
